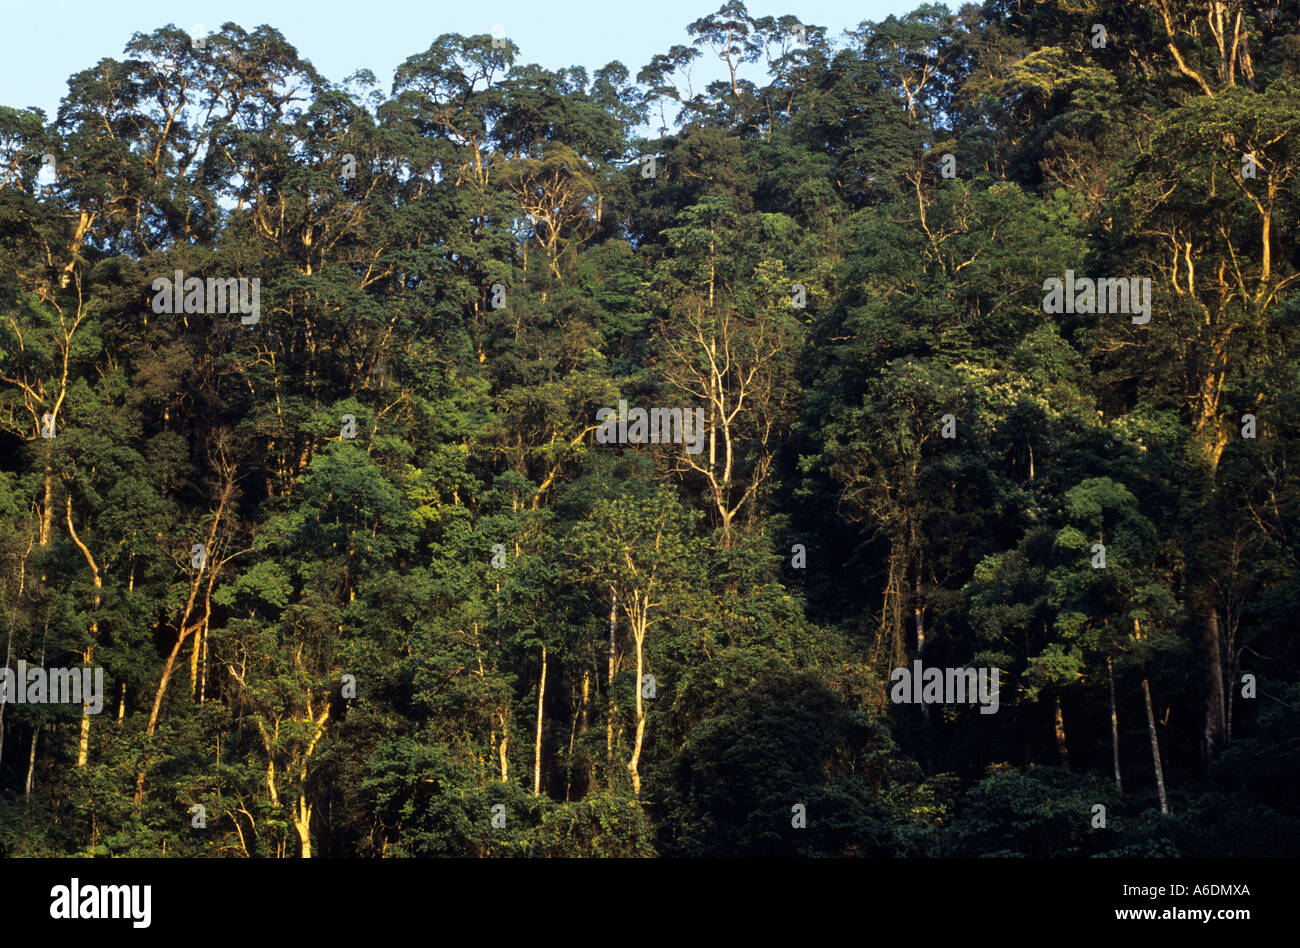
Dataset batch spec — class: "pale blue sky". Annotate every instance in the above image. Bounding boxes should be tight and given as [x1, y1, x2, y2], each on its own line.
[2, 0, 923, 118]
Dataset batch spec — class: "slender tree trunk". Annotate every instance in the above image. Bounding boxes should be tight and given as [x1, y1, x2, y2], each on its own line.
[67, 499, 101, 768]
[23, 640, 46, 803]
[198, 628, 208, 703]
[498, 709, 509, 783]
[1226, 652, 1235, 742]
[77, 656, 92, 767]
[1054, 694, 1071, 771]
[580, 670, 590, 736]
[1108, 657, 1122, 792]
[1141, 677, 1169, 814]
[24, 725, 38, 803]
[914, 571, 925, 657]
[472, 621, 500, 781]
[136, 633, 188, 802]
[1203, 605, 1227, 761]
[879, 540, 906, 671]
[606, 591, 617, 770]
[571, 668, 591, 798]
[40, 465, 55, 549]
[565, 679, 580, 802]
[532, 645, 546, 797]
[190, 625, 202, 699]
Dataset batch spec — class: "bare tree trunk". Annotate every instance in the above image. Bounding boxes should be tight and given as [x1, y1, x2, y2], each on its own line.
[1108, 657, 1122, 792]
[1054, 694, 1071, 771]
[1141, 677, 1169, 814]
[532, 646, 546, 796]
[606, 591, 617, 771]
[24, 726, 38, 803]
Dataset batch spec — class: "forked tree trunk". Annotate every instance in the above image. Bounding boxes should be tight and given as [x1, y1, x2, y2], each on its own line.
[628, 605, 648, 797]
[294, 798, 312, 858]
[136, 481, 231, 803]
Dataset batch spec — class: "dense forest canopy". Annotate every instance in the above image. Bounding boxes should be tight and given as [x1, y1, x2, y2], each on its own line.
[1, 0, 1298, 858]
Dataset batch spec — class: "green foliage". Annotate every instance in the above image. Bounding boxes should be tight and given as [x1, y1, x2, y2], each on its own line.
[0, 1, 1297, 860]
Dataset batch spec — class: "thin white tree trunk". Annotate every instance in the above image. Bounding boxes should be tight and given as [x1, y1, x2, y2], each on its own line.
[533, 646, 546, 796]
[24, 726, 38, 802]
[1142, 677, 1169, 814]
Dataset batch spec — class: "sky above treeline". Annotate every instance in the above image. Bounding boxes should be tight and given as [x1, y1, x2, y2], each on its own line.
[2, 0, 919, 120]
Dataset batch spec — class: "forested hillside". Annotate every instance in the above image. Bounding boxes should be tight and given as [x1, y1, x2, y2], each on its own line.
[2, 0, 1298, 858]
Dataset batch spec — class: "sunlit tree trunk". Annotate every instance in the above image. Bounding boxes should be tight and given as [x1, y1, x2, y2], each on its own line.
[532, 645, 546, 796]
[606, 591, 617, 771]
[66, 497, 101, 768]
[24, 726, 38, 803]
